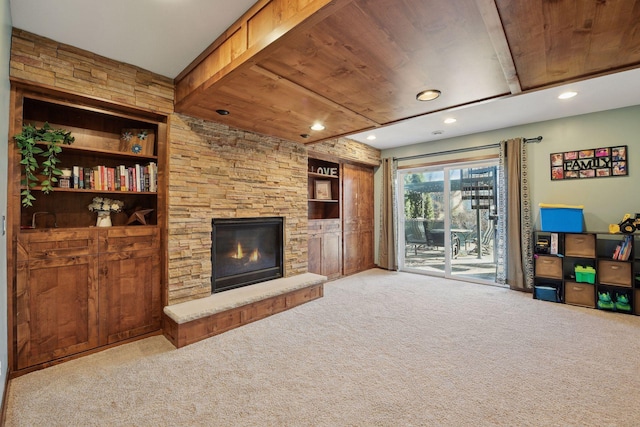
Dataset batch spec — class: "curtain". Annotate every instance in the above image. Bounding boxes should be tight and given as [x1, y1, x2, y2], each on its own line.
[378, 157, 397, 270]
[501, 138, 534, 290]
[496, 147, 507, 284]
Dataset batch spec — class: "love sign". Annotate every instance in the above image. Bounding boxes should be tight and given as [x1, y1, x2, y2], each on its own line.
[311, 166, 338, 176]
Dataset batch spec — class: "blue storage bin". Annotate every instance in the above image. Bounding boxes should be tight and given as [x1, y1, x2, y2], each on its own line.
[534, 286, 560, 302]
[539, 203, 584, 232]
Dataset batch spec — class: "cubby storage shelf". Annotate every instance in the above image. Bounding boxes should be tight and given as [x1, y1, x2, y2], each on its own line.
[533, 231, 638, 316]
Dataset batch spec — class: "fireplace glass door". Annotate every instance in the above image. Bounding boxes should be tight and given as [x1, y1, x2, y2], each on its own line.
[212, 217, 284, 293]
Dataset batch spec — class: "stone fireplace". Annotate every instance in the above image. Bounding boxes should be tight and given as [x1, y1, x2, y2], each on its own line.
[211, 217, 284, 293]
[167, 113, 380, 305]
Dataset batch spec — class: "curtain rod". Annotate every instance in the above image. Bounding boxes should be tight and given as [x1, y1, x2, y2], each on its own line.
[393, 136, 543, 162]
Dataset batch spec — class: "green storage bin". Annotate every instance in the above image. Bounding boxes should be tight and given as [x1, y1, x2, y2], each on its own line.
[575, 265, 595, 284]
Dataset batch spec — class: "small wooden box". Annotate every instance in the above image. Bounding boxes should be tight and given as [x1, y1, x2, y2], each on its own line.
[597, 260, 632, 287]
[565, 233, 595, 258]
[119, 129, 155, 156]
[565, 281, 595, 308]
[535, 255, 563, 279]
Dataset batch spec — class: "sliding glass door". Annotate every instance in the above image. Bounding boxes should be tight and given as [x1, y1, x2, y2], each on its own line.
[398, 159, 500, 284]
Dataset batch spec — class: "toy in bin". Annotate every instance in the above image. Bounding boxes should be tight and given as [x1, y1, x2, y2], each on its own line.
[574, 265, 595, 284]
[597, 292, 614, 310]
[597, 292, 631, 312]
[535, 237, 550, 254]
[615, 294, 631, 312]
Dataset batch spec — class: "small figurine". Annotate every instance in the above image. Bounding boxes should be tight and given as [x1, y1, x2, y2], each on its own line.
[615, 294, 631, 312]
[127, 209, 154, 225]
[597, 292, 614, 310]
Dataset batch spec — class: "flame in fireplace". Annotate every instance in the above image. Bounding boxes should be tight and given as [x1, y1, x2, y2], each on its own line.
[249, 248, 260, 262]
[231, 242, 243, 259]
[230, 242, 261, 263]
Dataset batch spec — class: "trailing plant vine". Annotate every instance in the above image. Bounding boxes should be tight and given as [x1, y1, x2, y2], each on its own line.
[14, 122, 75, 207]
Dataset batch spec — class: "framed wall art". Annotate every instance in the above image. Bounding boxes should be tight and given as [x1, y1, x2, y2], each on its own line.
[314, 180, 332, 200]
[550, 145, 627, 180]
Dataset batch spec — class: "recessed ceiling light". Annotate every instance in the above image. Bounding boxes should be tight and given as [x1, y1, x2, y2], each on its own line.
[558, 91, 577, 100]
[416, 89, 441, 101]
[443, 118, 457, 124]
[366, 135, 377, 141]
[300, 134, 310, 139]
[432, 130, 444, 135]
[216, 109, 230, 115]
[310, 123, 325, 131]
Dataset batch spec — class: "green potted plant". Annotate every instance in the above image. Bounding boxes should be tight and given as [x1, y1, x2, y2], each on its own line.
[14, 122, 75, 207]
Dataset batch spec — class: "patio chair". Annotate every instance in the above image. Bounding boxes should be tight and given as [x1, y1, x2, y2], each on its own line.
[427, 229, 460, 259]
[405, 219, 430, 255]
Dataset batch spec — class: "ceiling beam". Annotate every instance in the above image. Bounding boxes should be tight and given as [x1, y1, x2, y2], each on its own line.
[475, 0, 522, 94]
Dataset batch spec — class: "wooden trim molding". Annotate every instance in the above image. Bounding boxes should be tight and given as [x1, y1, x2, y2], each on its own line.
[398, 154, 499, 170]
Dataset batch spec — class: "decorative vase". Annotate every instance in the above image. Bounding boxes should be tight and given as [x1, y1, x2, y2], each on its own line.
[96, 211, 112, 227]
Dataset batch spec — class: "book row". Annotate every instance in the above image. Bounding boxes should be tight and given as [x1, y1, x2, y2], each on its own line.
[613, 235, 633, 261]
[59, 162, 158, 193]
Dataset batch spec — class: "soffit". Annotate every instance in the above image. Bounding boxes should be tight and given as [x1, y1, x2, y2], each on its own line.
[174, 0, 640, 144]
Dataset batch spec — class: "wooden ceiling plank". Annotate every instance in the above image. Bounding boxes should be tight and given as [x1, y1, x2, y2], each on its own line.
[584, 0, 640, 71]
[259, 0, 510, 124]
[186, 65, 377, 143]
[498, 0, 640, 90]
[250, 64, 380, 127]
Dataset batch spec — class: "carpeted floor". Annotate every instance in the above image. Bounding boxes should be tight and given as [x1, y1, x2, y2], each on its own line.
[5, 268, 640, 426]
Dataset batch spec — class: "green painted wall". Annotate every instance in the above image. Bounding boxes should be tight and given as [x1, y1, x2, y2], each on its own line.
[376, 105, 640, 262]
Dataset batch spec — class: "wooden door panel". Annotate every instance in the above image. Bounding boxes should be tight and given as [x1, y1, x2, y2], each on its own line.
[307, 234, 322, 275]
[322, 231, 342, 279]
[358, 228, 375, 271]
[16, 255, 99, 369]
[342, 231, 361, 276]
[342, 164, 358, 230]
[98, 227, 159, 253]
[357, 166, 374, 223]
[19, 229, 98, 260]
[99, 248, 161, 344]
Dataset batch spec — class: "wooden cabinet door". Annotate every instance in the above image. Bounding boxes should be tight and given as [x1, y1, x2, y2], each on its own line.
[342, 230, 358, 276]
[308, 220, 342, 279]
[16, 231, 99, 369]
[98, 228, 161, 345]
[308, 232, 323, 275]
[322, 230, 342, 279]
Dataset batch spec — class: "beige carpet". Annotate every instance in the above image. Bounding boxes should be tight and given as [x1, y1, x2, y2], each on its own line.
[5, 269, 640, 426]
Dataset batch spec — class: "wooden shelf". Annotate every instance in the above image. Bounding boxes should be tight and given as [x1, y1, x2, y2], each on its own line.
[308, 171, 339, 179]
[23, 187, 156, 195]
[308, 198, 339, 203]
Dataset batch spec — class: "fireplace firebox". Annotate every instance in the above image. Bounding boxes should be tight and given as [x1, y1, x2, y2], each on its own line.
[211, 217, 284, 293]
